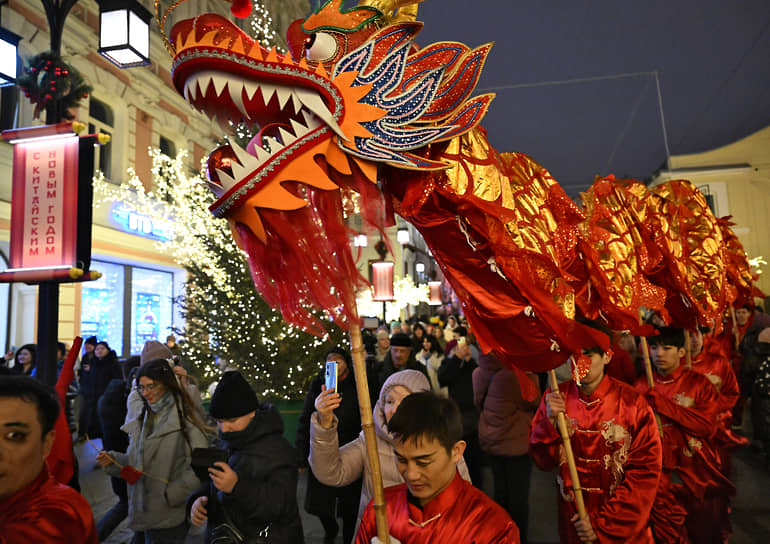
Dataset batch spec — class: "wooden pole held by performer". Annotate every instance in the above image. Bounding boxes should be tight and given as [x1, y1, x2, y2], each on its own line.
[349, 322, 390, 543]
[639, 334, 664, 437]
[730, 306, 740, 352]
[548, 369, 589, 530]
[683, 329, 692, 368]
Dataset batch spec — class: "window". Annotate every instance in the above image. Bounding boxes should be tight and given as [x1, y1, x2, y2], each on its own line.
[159, 135, 176, 158]
[81, 261, 125, 355]
[130, 267, 174, 355]
[88, 98, 114, 179]
[81, 261, 176, 357]
[0, 84, 19, 131]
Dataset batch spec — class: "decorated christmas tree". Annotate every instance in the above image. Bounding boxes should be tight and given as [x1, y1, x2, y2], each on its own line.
[94, 150, 345, 399]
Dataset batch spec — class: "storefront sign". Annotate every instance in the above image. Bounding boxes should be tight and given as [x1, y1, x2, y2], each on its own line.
[110, 205, 173, 241]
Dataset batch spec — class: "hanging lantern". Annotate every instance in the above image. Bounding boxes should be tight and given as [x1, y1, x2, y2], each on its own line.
[372, 261, 395, 301]
[429, 281, 442, 306]
[354, 233, 368, 247]
[397, 226, 410, 244]
[0, 26, 21, 86]
[97, 0, 152, 68]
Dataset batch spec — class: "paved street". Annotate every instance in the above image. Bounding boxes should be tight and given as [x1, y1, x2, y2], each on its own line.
[77, 436, 770, 544]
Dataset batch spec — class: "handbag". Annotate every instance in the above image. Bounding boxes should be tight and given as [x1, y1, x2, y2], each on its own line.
[209, 498, 270, 544]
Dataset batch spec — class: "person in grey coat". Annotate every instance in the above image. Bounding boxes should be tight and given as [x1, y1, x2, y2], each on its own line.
[97, 358, 210, 544]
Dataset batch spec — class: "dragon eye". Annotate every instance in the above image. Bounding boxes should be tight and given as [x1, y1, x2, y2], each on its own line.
[304, 31, 338, 62]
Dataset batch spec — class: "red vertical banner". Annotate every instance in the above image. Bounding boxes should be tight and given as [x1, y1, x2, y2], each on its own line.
[11, 135, 79, 269]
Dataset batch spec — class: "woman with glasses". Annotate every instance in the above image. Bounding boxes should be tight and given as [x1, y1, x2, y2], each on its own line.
[97, 358, 210, 543]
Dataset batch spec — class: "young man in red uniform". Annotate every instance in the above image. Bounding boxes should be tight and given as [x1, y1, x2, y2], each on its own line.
[355, 392, 519, 544]
[0, 375, 97, 543]
[688, 326, 745, 542]
[635, 326, 726, 543]
[530, 323, 662, 543]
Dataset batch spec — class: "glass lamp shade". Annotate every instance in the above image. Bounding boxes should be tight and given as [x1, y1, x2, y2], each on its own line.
[415, 262, 425, 273]
[98, 0, 152, 67]
[397, 227, 410, 244]
[0, 27, 22, 86]
[354, 233, 368, 247]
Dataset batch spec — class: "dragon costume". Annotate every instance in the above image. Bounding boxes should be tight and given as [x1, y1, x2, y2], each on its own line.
[161, 0, 757, 378]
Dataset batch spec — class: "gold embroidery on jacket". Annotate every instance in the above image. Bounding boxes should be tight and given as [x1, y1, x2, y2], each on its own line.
[600, 419, 631, 495]
[674, 393, 695, 407]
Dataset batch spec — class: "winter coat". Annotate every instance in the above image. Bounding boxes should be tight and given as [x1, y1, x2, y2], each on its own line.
[296, 368, 362, 518]
[438, 354, 480, 436]
[415, 350, 447, 396]
[188, 404, 304, 544]
[80, 350, 122, 401]
[750, 342, 770, 444]
[472, 354, 538, 457]
[308, 371, 471, 529]
[104, 393, 209, 531]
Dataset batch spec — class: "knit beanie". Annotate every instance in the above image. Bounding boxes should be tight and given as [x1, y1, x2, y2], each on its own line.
[209, 371, 259, 419]
[140, 340, 173, 365]
[389, 333, 412, 348]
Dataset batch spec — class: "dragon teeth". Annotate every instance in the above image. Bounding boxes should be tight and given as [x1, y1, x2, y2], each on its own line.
[228, 84, 249, 118]
[290, 118, 308, 138]
[214, 169, 238, 192]
[293, 88, 344, 139]
[229, 140, 261, 178]
[278, 126, 295, 146]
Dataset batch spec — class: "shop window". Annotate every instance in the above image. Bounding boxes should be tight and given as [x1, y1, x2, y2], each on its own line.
[130, 267, 174, 356]
[81, 261, 125, 355]
[0, 84, 19, 131]
[80, 260, 175, 357]
[88, 97, 114, 180]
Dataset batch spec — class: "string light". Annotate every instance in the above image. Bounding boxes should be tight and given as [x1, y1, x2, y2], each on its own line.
[94, 149, 345, 399]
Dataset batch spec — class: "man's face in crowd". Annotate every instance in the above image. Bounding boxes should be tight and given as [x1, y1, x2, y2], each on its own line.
[393, 434, 464, 506]
[216, 411, 255, 433]
[689, 329, 704, 356]
[390, 345, 412, 369]
[0, 397, 54, 500]
[735, 308, 751, 326]
[650, 343, 685, 376]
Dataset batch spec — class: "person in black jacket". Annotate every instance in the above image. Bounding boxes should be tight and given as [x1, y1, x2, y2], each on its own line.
[96, 370, 130, 541]
[377, 333, 429, 396]
[189, 371, 304, 543]
[439, 335, 483, 486]
[78, 341, 121, 439]
[296, 347, 362, 544]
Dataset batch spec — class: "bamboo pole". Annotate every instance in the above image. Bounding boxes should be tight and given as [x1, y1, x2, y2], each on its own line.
[730, 306, 740, 352]
[639, 335, 664, 438]
[349, 322, 390, 543]
[683, 329, 692, 368]
[547, 369, 589, 529]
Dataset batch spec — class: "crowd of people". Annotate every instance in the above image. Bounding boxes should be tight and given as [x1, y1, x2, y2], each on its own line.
[2, 305, 770, 543]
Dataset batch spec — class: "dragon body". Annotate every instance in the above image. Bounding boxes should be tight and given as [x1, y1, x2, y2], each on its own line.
[167, 0, 749, 373]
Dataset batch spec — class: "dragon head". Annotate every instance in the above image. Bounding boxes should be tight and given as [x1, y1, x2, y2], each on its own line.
[168, 0, 493, 246]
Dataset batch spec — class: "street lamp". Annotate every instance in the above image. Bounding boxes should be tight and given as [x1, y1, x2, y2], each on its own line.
[0, 26, 21, 86]
[397, 225, 410, 244]
[98, 0, 152, 68]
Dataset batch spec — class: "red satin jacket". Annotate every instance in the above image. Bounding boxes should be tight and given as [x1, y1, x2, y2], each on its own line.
[529, 375, 661, 544]
[634, 365, 731, 500]
[0, 466, 97, 544]
[355, 470, 519, 544]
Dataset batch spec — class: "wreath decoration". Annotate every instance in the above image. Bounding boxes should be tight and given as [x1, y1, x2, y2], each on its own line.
[17, 51, 93, 120]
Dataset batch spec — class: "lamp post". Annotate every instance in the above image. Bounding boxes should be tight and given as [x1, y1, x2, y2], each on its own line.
[25, 0, 149, 385]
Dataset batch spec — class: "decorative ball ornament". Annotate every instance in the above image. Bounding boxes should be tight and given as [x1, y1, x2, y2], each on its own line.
[17, 51, 93, 120]
[230, 0, 252, 19]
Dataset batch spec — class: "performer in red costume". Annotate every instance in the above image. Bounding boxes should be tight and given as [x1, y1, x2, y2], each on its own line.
[688, 326, 746, 543]
[355, 392, 519, 544]
[635, 327, 726, 544]
[529, 322, 662, 543]
[0, 375, 97, 544]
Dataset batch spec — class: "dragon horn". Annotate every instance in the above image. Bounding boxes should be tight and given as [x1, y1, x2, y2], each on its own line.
[358, 0, 423, 22]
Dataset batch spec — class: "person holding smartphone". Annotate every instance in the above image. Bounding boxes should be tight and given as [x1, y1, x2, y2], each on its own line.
[188, 371, 304, 543]
[296, 348, 362, 544]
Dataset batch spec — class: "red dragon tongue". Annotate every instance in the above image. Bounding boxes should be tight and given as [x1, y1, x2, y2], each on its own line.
[230, 0, 252, 19]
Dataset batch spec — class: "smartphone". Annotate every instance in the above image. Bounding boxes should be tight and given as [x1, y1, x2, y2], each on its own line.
[325, 360, 338, 392]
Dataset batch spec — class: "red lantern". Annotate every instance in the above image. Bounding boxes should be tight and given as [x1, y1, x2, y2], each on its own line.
[429, 281, 442, 306]
[372, 261, 395, 301]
